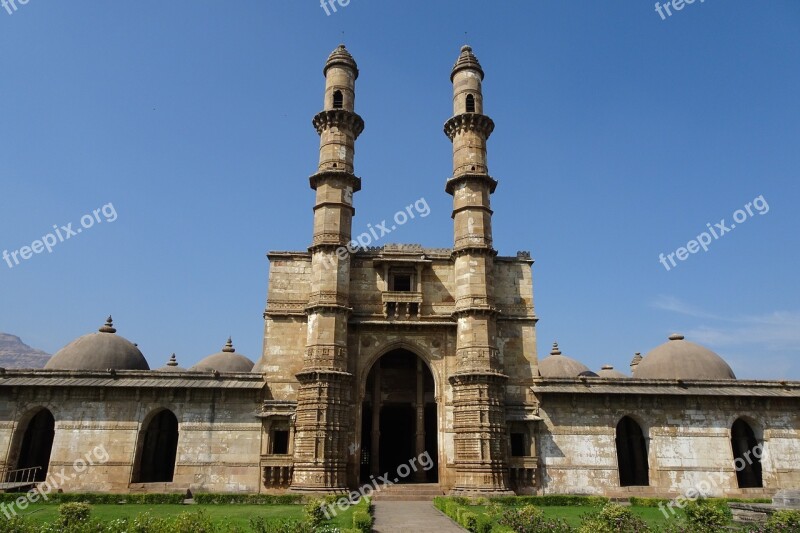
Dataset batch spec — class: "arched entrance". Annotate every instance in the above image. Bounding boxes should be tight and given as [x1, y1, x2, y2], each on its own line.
[133, 409, 179, 483]
[732, 418, 763, 488]
[16, 409, 55, 481]
[616, 416, 649, 487]
[360, 349, 438, 483]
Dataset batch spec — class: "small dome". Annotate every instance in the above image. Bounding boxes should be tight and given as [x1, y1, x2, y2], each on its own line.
[324, 44, 359, 79]
[451, 44, 484, 81]
[45, 317, 150, 371]
[597, 365, 629, 379]
[539, 342, 592, 378]
[190, 338, 254, 373]
[634, 334, 736, 380]
[157, 353, 186, 372]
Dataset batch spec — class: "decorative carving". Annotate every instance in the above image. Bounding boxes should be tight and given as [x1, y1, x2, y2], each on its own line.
[304, 345, 348, 369]
[312, 109, 365, 139]
[444, 113, 495, 141]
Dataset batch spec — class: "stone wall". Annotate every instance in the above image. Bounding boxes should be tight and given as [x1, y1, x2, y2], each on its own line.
[0, 385, 263, 493]
[536, 391, 800, 497]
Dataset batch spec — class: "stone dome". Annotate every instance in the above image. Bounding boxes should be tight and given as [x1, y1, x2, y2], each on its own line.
[539, 342, 592, 378]
[597, 365, 629, 379]
[634, 334, 736, 380]
[45, 317, 150, 371]
[157, 353, 186, 372]
[451, 44, 484, 81]
[324, 44, 358, 79]
[191, 338, 255, 373]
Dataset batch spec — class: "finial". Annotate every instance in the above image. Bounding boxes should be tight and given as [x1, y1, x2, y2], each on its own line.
[669, 333, 685, 341]
[630, 352, 643, 367]
[601, 365, 614, 370]
[222, 337, 235, 353]
[99, 316, 116, 334]
[167, 353, 178, 367]
[451, 43, 484, 81]
[550, 342, 561, 356]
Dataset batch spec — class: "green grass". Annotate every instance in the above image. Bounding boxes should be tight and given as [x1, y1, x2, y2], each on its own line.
[14, 499, 369, 530]
[15, 504, 304, 528]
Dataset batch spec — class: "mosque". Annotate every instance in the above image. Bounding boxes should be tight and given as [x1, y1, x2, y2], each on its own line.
[1, 45, 798, 498]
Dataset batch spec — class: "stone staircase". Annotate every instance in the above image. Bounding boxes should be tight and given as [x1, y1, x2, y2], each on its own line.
[372, 483, 445, 501]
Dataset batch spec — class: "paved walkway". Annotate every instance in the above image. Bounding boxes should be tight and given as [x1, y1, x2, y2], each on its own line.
[372, 501, 465, 532]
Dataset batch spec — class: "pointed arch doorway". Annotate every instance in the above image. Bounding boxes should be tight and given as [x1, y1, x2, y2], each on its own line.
[360, 349, 438, 483]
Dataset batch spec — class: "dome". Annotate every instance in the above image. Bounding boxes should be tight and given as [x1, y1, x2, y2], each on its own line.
[324, 44, 358, 79]
[45, 317, 150, 371]
[451, 44, 484, 81]
[191, 338, 255, 373]
[597, 365, 629, 379]
[157, 353, 186, 372]
[634, 334, 736, 380]
[539, 342, 592, 378]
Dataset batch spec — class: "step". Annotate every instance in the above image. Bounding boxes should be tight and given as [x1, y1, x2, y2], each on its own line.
[372, 483, 445, 501]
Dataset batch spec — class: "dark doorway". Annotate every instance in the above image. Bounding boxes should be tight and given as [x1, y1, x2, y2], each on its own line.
[133, 410, 179, 483]
[361, 349, 437, 483]
[380, 404, 414, 475]
[732, 419, 763, 488]
[16, 409, 55, 482]
[616, 416, 649, 486]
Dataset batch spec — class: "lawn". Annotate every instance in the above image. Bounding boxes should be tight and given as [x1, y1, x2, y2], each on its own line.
[12, 502, 362, 530]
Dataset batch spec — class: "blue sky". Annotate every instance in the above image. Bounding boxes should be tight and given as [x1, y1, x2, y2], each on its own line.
[1, 1, 798, 378]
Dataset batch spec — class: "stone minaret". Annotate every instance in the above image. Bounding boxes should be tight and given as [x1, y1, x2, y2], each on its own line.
[291, 45, 364, 491]
[445, 45, 510, 493]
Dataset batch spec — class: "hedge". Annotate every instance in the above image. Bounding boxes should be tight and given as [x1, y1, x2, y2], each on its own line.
[629, 496, 772, 507]
[192, 493, 305, 505]
[0, 492, 185, 504]
[488, 495, 610, 507]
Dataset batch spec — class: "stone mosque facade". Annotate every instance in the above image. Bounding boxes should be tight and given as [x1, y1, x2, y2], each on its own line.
[1, 45, 799, 498]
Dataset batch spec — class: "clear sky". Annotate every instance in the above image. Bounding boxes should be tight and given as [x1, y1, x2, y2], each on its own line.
[1, 1, 798, 378]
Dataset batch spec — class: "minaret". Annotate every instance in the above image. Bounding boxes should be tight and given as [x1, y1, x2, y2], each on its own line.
[291, 45, 364, 491]
[445, 45, 510, 493]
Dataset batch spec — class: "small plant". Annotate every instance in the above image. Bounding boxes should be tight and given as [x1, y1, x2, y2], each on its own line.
[352, 509, 371, 533]
[682, 499, 732, 532]
[57, 502, 92, 527]
[303, 498, 327, 529]
[0, 516, 35, 533]
[578, 503, 649, 533]
[173, 510, 219, 533]
[249, 516, 306, 533]
[745, 509, 800, 532]
[498, 504, 573, 533]
[459, 510, 478, 532]
[767, 509, 800, 530]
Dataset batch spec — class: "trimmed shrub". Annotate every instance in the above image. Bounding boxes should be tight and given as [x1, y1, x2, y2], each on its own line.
[303, 499, 327, 529]
[0, 516, 35, 533]
[490, 495, 610, 507]
[578, 503, 649, 533]
[459, 510, 478, 532]
[57, 502, 92, 527]
[766, 509, 800, 530]
[628, 497, 671, 508]
[172, 510, 219, 533]
[249, 516, 306, 533]
[193, 493, 304, 505]
[682, 499, 732, 532]
[475, 513, 493, 533]
[352, 509, 372, 533]
[498, 504, 573, 533]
